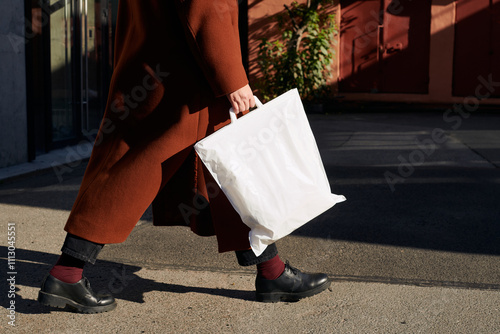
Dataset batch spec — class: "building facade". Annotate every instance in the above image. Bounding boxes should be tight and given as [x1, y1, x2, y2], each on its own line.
[1, 0, 119, 169]
[248, 0, 500, 104]
[1, 0, 499, 169]
[0, 1, 29, 168]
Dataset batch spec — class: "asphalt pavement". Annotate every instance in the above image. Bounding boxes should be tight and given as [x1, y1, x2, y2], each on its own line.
[1, 111, 499, 333]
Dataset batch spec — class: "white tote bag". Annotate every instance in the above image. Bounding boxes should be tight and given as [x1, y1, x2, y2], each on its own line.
[194, 89, 346, 256]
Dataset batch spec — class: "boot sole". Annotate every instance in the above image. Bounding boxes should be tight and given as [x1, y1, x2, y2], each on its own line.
[38, 290, 117, 314]
[256, 279, 331, 303]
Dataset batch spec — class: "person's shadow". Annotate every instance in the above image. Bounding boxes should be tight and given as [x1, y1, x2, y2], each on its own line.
[1, 247, 255, 314]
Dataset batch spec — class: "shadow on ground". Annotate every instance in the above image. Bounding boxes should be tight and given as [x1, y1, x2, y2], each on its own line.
[1, 162, 498, 256]
[0, 247, 255, 315]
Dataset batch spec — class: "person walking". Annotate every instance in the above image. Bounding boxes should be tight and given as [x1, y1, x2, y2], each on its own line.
[38, 0, 331, 313]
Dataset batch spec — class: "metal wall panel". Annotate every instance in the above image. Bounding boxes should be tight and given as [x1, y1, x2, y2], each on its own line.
[339, 0, 431, 94]
[339, 0, 382, 92]
[453, 0, 500, 97]
[381, 0, 431, 93]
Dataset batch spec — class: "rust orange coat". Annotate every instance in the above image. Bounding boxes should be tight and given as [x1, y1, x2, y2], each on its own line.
[64, 0, 251, 252]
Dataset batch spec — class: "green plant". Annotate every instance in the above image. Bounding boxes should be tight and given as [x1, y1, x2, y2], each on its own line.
[256, 0, 337, 102]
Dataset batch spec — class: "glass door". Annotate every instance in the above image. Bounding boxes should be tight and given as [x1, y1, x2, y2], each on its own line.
[48, 0, 111, 145]
[50, 0, 75, 141]
[82, 0, 111, 137]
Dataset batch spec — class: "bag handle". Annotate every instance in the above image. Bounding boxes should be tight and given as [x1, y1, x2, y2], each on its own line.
[229, 96, 263, 123]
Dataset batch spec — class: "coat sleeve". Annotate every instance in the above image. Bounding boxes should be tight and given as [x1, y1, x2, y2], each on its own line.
[174, 0, 249, 97]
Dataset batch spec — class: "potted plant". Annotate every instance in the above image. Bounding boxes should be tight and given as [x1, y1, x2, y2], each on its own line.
[256, 0, 337, 111]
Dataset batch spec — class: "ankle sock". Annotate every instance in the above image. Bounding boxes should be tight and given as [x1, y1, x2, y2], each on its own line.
[49, 253, 85, 284]
[257, 255, 285, 280]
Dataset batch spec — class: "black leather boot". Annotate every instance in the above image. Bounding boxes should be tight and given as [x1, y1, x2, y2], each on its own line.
[38, 274, 117, 313]
[255, 262, 330, 302]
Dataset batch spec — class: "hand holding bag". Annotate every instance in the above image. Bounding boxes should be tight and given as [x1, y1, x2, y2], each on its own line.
[195, 89, 346, 256]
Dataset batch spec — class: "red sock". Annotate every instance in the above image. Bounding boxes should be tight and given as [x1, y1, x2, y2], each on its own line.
[257, 255, 285, 280]
[49, 254, 85, 284]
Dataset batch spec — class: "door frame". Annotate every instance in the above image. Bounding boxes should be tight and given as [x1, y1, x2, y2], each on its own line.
[26, 0, 113, 159]
[339, 0, 431, 94]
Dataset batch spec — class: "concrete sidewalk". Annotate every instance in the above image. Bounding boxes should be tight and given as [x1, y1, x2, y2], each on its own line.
[1, 112, 499, 333]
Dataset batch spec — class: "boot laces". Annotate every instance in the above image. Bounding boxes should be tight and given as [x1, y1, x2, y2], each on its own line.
[83, 277, 95, 294]
[286, 261, 299, 275]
